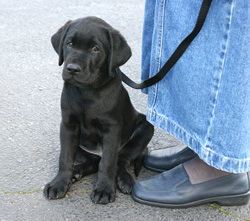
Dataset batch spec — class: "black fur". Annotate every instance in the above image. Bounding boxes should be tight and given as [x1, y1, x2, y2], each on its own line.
[44, 16, 154, 204]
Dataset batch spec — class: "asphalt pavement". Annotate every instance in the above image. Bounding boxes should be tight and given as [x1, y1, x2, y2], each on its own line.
[0, 0, 249, 220]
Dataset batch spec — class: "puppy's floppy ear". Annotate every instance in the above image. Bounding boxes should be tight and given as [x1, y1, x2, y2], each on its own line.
[108, 30, 132, 77]
[51, 20, 72, 66]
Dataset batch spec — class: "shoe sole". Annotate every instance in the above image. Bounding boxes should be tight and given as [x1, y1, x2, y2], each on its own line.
[132, 191, 250, 208]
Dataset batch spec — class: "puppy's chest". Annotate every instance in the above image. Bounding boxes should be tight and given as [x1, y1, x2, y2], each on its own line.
[77, 101, 113, 156]
[79, 117, 106, 156]
[63, 87, 121, 155]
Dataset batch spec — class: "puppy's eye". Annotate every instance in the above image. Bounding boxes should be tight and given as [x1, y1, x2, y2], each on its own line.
[67, 42, 73, 47]
[92, 45, 100, 53]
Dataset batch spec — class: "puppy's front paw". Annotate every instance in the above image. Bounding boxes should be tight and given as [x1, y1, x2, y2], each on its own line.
[116, 170, 134, 194]
[44, 178, 72, 200]
[90, 185, 115, 204]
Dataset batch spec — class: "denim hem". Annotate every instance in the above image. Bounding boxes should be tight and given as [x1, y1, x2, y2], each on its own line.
[147, 108, 250, 173]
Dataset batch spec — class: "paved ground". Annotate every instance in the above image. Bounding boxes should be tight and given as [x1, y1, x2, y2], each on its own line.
[0, 0, 249, 220]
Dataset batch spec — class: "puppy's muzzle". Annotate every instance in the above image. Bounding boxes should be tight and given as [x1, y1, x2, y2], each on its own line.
[67, 63, 81, 75]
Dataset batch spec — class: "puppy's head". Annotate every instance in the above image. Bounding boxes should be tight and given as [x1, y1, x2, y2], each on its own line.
[51, 16, 132, 88]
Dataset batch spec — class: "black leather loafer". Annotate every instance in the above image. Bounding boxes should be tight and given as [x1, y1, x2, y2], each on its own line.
[132, 165, 250, 208]
[144, 144, 196, 172]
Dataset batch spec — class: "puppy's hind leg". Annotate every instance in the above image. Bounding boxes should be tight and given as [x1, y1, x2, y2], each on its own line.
[72, 147, 101, 183]
[117, 115, 154, 194]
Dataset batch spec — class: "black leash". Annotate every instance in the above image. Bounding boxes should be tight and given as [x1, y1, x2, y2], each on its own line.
[122, 0, 212, 89]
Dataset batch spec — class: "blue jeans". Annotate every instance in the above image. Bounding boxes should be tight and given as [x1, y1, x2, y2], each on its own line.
[141, 0, 249, 173]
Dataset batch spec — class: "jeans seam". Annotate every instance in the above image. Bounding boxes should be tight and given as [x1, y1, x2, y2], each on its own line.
[149, 0, 166, 121]
[204, 0, 236, 148]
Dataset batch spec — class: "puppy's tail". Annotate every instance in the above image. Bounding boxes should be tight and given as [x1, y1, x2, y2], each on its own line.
[134, 148, 148, 177]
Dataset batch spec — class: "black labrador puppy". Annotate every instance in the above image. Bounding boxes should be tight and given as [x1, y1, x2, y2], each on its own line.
[44, 16, 154, 204]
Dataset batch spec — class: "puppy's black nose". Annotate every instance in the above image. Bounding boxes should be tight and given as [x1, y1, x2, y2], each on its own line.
[67, 64, 81, 74]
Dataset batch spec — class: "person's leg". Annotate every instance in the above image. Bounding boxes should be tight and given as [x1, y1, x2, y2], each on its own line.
[183, 156, 230, 184]
[141, 0, 250, 174]
[134, 0, 250, 207]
